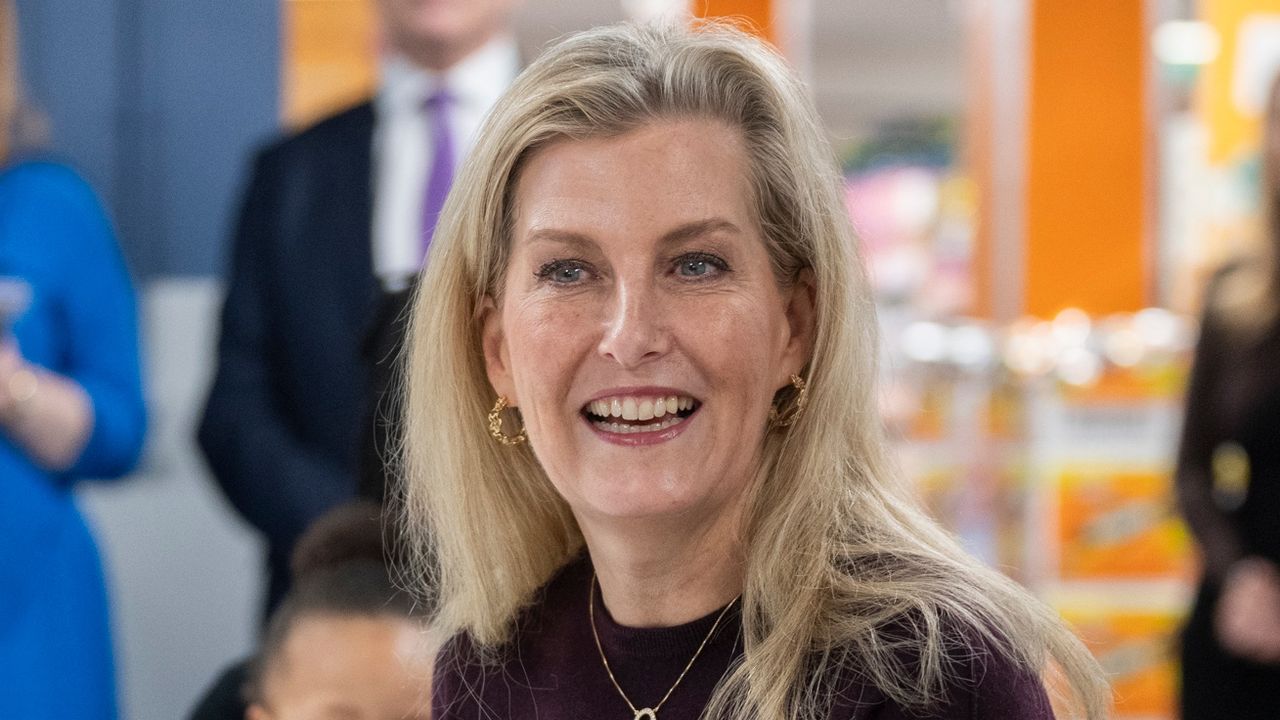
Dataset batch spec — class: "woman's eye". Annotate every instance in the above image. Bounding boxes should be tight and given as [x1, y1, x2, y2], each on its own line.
[675, 253, 728, 279]
[535, 259, 591, 285]
[681, 259, 710, 276]
[553, 265, 583, 283]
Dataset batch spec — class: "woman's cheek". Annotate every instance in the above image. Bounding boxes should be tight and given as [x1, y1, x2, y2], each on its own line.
[508, 299, 595, 395]
[689, 295, 781, 353]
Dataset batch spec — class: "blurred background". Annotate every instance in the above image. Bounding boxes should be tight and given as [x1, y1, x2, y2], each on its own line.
[10, 0, 1280, 718]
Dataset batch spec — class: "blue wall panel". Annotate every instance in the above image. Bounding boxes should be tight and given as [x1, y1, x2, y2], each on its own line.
[14, 0, 280, 278]
[13, 0, 120, 201]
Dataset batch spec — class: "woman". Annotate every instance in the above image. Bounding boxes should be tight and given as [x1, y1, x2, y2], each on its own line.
[1176, 73, 1280, 719]
[0, 2, 147, 718]
[401, 21, 1108, 720]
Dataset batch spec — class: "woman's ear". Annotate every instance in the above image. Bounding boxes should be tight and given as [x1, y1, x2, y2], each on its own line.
[480, 295, 518, 404]
[246, 702, 272, 720]
[781, 268, 816, 380]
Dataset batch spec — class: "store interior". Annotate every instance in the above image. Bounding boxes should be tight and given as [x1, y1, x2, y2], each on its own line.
[274, 6, 1268, 719]
[16, 1, 1280, 718]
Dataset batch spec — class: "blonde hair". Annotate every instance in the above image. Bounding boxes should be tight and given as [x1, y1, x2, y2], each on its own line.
[400, 21, 1109, 720]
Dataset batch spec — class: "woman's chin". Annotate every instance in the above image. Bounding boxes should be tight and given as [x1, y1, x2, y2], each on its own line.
[571, 483, 709, 525]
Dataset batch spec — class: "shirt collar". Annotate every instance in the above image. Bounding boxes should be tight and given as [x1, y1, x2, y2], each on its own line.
[377, 33, 520, 114]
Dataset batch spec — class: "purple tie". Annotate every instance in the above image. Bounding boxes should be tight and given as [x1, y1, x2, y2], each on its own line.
[420, 88, 456, 261]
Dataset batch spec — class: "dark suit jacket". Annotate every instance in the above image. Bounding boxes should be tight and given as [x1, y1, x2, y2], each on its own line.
[199, 103, 382, 611]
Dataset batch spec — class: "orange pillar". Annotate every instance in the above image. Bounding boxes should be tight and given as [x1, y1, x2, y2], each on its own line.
[1023, 1, 1150, 318]
[968, 1, 1151, 319]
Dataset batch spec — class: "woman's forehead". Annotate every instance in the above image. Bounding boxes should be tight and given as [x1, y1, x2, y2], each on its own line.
[509, 120, 754, 236]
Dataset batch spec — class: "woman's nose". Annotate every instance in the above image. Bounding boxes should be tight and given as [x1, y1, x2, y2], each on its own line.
[597, 281, 670, 369]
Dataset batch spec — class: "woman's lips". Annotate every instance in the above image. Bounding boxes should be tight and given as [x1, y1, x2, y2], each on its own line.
[582, 406, 698, 446]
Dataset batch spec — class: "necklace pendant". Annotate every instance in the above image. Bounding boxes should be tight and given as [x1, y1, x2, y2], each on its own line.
[634, 710, 657, 720]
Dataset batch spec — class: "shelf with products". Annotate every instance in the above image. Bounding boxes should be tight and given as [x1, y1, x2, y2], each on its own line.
[879, 309, 1197, 720]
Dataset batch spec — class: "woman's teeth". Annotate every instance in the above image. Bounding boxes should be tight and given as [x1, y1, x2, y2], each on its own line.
[594, 414, 686, 434]
[585, 394, 698, 436]
[586, 395, 696, 421]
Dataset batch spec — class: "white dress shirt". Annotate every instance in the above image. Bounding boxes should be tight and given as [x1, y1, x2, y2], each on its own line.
[372, 35, 520, 290]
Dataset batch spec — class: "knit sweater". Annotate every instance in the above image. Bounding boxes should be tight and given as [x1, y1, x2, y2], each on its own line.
[432, 555, 1055, 719]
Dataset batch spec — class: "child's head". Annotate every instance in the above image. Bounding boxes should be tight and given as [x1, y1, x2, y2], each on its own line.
[244, 503, 433, 720]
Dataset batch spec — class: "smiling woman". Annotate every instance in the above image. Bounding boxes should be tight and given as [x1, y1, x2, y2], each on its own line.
[483, 119, 805, 533]
[399, 20, 1110, 720]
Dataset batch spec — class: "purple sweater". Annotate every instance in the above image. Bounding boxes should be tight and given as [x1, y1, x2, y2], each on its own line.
[432, 556, 1055, 719]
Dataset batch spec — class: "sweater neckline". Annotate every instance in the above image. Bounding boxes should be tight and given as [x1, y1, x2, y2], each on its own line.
[572, 555, 743, 661]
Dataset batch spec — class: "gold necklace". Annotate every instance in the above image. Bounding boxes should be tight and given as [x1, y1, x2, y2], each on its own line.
[589, 573, 740, 720]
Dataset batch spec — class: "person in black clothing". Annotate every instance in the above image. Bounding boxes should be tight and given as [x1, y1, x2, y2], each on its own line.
[1176, 74, 1280, 719]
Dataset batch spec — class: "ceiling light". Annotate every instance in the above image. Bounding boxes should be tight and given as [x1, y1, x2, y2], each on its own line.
[1152, 20, 1221, 66]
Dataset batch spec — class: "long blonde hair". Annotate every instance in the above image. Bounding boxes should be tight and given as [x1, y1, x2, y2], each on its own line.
[400, 21, 1109, 720]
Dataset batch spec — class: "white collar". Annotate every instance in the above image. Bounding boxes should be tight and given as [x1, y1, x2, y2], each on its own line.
[377, 34, 520, 114]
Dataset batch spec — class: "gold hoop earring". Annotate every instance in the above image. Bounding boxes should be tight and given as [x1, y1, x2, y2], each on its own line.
[768, 374, 808, 428]
[487, 396, 527, 446]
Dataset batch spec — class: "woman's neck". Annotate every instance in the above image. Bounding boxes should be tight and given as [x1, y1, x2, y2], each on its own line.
[581, 510, 745, 628]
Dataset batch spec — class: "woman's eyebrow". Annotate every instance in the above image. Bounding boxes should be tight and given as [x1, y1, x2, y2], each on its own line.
[659, 218, 741, 246]
[523, 228, 598, 252]
[523, 218, 740, 250]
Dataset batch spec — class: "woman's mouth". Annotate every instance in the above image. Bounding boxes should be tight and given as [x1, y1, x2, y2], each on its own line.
[581, 393, 701, 435]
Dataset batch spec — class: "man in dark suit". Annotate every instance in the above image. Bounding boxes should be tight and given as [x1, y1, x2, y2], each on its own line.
[199, 0, 520, 613]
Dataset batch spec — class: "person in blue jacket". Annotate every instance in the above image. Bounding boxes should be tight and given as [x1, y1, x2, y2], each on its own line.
[0, 4, 147, 717]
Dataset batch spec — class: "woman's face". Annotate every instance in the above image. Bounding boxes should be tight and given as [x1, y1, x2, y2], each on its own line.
[483, 119, 812, 528]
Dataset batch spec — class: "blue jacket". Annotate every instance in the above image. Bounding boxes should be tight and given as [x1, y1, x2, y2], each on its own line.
[0, 159, 147, 720]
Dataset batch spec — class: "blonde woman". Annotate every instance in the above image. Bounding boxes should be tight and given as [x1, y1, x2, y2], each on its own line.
[401, 21, 1109, 720]
[0, 2, 146, 719]
[1176, 73, 1280, 718]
